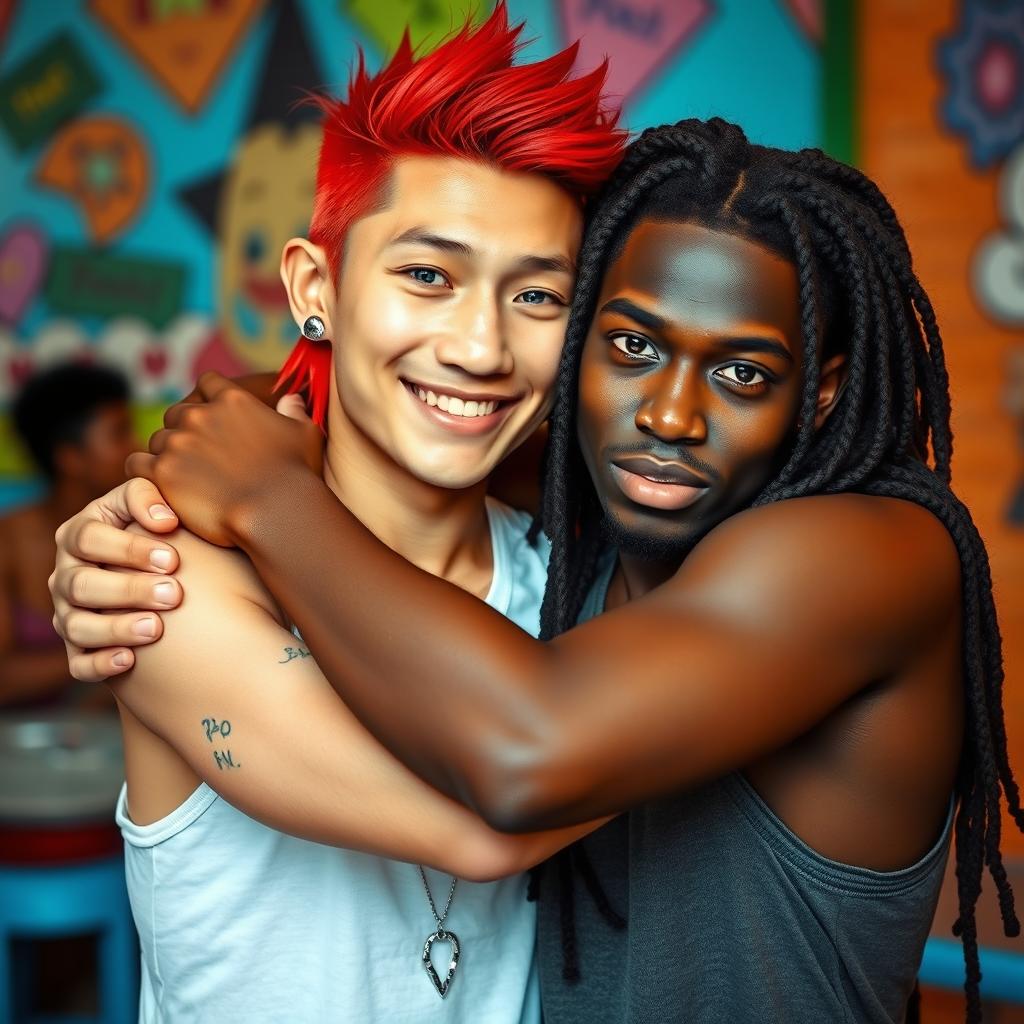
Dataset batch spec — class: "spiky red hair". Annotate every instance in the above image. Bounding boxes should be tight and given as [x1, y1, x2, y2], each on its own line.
[275, 3, 625, 427]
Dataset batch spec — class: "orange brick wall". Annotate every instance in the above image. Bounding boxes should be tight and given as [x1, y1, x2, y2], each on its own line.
[859, 0, 1024, 861]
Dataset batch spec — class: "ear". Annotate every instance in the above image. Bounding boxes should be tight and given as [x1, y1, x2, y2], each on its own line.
[814, 353, 847, 429]
[280, 238, 334, 337]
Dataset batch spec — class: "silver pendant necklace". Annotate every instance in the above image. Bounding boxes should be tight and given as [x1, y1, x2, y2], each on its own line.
[418, 866, 460, 998]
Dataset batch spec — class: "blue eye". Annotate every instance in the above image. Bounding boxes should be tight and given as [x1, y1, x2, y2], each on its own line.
[244, 231, 266, 265]
[407, 268, 449, 287]
[516, 289, 557, 305]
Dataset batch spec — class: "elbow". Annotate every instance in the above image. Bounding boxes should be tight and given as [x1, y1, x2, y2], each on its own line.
[467, 749, 573, 835]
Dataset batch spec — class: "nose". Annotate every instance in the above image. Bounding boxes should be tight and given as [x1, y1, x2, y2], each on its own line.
[434, 289, 514, 377]
[635, 363, 707, 444]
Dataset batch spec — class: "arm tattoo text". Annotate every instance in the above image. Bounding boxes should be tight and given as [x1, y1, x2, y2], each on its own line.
[201, 717, 240, 770]
[279, 645, 311, 664]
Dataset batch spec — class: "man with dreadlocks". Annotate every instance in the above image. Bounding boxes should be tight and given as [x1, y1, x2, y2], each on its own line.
[54, 119, 1012, 1022]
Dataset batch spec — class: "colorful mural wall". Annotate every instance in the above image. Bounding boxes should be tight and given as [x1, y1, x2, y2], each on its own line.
[856, 2, 1024, 988]
[0, 0, 823, 506]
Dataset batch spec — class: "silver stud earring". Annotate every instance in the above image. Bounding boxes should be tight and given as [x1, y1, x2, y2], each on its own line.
[302, 315, 326, 341]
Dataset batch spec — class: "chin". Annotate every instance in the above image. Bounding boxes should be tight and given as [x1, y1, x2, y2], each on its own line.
[405, 456, 493, 492]
[598, 507, 700, 564]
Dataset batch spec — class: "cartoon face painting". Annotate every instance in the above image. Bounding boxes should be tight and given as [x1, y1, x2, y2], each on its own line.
[217, 121, 321, 371]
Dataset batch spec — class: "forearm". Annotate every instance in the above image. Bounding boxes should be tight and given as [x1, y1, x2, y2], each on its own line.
[234, 468, 562, 826]
[0, 648, 74, 706]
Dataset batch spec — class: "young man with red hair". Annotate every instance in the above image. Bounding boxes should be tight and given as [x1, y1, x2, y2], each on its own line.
[51, 9, 623, 1020]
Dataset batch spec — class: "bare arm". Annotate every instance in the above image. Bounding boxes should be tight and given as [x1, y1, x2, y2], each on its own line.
[114, 524, 606, 880]
[226, 471, 960, 832]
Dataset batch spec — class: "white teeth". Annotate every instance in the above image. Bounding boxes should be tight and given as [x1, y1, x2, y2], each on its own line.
[411, 385, 499, 418]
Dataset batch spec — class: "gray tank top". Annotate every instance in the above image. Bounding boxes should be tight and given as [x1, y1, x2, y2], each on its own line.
[537, 556, 953, 1024]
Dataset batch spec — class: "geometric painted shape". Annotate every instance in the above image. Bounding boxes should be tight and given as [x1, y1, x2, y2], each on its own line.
[90, 0, 264, 114]
[0, 32, 103, 151]
[45, 247, 185, 327]
[0, 223, 48, 324]
[938, 0, 1024, 169]
[36, 116, 149, 244]
[345, 0, 493, 57]
[559, 0, 714, 109]
[973, 143, 1024, 325]
[784, 0, 822, 46]
[0, 0, 19, 50]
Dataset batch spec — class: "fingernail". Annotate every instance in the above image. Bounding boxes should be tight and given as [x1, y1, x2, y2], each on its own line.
[149, 504, 175, 521]
[133, 616, 157, 638]
[150, 549, 173, 570]
[113, 651, 132, 668]
[153, 582, 177, 605]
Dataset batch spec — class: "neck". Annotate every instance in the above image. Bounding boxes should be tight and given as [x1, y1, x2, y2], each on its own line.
[608, 551, 681, 611]
[322, 381, 494, 598]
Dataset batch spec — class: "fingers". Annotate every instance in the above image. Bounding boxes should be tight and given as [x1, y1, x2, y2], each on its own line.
[68, 644, 137, 684]
[63, 607, 166, 650]
[57, 565, 181, 611]
[275, 392, 312, 423]
[59, 517, 179, 573]
[148, 428, 172, 456]
[196, 370, 235, 401]
[125, 450, 158, 482]
[115, 476, 178, 532]
[163, 395, 200, 429]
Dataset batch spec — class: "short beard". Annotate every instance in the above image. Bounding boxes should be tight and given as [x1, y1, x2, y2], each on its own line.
[599, 511, 698, 564]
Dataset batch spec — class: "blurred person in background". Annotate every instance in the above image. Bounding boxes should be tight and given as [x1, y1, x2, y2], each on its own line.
[1, 364, 137, 709]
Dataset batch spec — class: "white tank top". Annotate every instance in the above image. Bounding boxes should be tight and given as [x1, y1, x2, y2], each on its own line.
[117, 499, 549, 1023]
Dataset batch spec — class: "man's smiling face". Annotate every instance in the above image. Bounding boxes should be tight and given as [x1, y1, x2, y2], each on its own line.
[326, 155, 582, 490]
[577, 219, 806, 560]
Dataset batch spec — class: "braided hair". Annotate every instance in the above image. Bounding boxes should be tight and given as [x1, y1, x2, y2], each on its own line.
[532, 118, 1015, 1022]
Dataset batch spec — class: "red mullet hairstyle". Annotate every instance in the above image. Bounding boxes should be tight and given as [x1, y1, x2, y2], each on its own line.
[275, 2, 625, 427]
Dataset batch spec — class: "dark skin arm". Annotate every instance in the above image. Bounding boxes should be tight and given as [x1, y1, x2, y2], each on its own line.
[129, 376, 963, 846]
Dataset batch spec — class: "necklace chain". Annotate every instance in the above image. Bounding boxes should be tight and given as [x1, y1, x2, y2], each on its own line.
[418, 866, 458, 929]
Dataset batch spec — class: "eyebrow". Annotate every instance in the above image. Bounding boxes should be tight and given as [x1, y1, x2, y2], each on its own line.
[600, 298, 794, 362]
[389, 229, 574, 276]
[599, 298, 666, 331]
[513, 254, 575, 276]
[389, 229, 474, 258]
[715, 337, 794, 363]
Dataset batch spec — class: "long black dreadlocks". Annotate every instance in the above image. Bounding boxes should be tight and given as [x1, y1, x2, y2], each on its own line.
[530, 118, 1017, 1023]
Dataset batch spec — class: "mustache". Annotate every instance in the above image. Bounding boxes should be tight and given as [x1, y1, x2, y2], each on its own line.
[603, 441, 720, 484]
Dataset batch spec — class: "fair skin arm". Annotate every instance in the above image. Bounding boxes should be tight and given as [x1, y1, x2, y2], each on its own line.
[113, 522, 606, 881]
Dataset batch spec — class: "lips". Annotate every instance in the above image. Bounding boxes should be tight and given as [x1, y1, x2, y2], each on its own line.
[401, 379, 518, 436]
[611, 456, 710, 488]
[609, 456, 711, 512]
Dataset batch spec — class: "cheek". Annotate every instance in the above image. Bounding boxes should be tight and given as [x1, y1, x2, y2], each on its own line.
[515, 323, 566, 406]
[717, 395, 800, 487]
[340, 287, 425, 373]
[578, 346, 635, 440]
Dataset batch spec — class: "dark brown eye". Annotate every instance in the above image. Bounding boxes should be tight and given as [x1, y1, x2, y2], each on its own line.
[716, 364, 766, 387]
[611, 334, 657, 360]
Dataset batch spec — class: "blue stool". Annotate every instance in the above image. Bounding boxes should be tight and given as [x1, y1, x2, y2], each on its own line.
[0, 854, 138, 1024]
